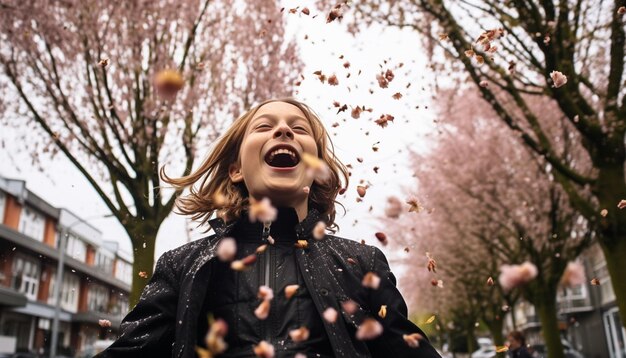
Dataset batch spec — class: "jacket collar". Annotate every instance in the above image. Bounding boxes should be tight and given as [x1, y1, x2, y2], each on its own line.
[208, 206, 323, 241]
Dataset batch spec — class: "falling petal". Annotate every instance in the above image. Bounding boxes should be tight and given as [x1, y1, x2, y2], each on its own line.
[328, 74, 339, 86]
[256, 244, 268, 254]
[590, 278, 600, 285]
[289, 326, 310, 342]
[301, 153, 331, 184]
[98, 319, 112, 328]
[426, 252, 437, 273]
[550, 70, 567, 88]
[323, 307, 338, 323]
[295, 240, 309, 249]
[249, 197, 278, 223]
[253, 341, 275, 358]
[406, 197, 424, 213]
[362, 272, 381, 289]
[255, 299, 271, 320]
[258, 285, 274, 300]
[154, 69, 184, 98]
[326, 3, 344, 23]
[403, 333, 423, 348]
[375, 232, 388, 246]
[342, 300, 358, 315]
[378, 305, 387, 318]
[356, 318, 383, 340]
[216, 237, 237, 261]
[560, 262, 586, 288]
[496, 346, 509, 353]
[204, 318, 228, 354]
[313, 221, 326, 240]
[384, 196, 403, 218]
[498, 261, 538, 290]
[285, 284, 299, 299]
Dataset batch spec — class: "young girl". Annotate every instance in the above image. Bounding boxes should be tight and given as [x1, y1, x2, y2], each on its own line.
[97, 98, 440, 358]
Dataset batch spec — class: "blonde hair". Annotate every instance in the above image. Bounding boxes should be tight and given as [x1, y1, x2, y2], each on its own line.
[161, 97, 349, 232]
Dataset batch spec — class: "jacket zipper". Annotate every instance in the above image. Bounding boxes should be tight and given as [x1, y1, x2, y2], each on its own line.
[261, 221, 272, 343]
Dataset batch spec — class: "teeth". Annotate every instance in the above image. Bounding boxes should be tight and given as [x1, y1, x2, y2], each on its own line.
[268, 148, 297, 162]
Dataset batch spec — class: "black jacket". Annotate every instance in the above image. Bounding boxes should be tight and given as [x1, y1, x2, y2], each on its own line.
[509, 347, 533, 358]
[96, 208, 441, 358]
[199, 207, 334, 357]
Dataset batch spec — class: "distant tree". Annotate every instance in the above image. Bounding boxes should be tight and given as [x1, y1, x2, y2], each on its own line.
[339, 0, 626, 333]
[0, 0, 303, 306]
[379, 88, 592, 358]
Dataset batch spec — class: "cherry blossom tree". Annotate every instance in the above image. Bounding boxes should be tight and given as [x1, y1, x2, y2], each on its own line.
[337, 0, 626, 331]
[0, 0, 303, 306]
[379, 88, 593, 358]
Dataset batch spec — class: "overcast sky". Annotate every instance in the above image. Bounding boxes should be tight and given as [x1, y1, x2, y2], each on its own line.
[0, 2, 438, 270]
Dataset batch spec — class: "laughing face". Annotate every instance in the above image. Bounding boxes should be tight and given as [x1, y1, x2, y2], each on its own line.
[228, 101, 318, 210]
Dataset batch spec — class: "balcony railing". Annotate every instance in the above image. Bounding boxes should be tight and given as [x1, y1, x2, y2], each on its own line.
[557, 296, 593, 313]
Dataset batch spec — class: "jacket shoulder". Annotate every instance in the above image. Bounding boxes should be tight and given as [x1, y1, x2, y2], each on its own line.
[325, 235, 378, 269]
[326, 234, 375, 250]
[159, 234, 218, 269]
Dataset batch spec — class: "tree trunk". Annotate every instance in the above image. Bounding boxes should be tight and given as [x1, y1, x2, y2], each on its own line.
[127, 222, 158, 308]
[487, 319, 505, 358]
[509, 300, 517, 330]
[536, 298, 565, 358]
[466, 326, 477, 356]
[601, 237, 626, 330]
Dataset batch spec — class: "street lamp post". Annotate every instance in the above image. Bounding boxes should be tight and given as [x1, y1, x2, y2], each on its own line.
[49, 213, 113, 358]
[49, 226, 68, 358]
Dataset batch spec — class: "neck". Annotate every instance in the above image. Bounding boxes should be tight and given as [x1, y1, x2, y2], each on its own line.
[265, 196, 308, 222]
[294, 201, 308, 222]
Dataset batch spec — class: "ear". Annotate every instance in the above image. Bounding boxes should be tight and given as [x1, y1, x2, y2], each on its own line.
[228, 163, 244, 183]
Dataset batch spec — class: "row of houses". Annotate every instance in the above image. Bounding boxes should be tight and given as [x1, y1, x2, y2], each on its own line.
[0, 176, 132, 356]
[504, 243, 626, 358]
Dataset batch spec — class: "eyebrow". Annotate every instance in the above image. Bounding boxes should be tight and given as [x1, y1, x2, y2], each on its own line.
[251, 113, 309, 126]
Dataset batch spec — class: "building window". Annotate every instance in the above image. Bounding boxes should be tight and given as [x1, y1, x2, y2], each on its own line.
[0, 191, 6, 224]
[594, 260, 616, 305]
[95, 251, 114, 274]
[115, 259, 132, 285]
[87, 284, 110, 313]
[603, 307, 626, 358]
[110, 293, 129, 318]
[18, 207, 45, 242]
[11, 255, 40, 300]
[47, 272, 80, 313]
[557, 283, 588, 301]
[65, 234, 87, 262]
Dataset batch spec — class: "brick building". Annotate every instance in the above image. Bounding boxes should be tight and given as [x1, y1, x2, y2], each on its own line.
[0, 176, 132, 356]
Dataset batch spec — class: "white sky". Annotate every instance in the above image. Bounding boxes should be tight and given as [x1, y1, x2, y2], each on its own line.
[0, 3, 438, 271]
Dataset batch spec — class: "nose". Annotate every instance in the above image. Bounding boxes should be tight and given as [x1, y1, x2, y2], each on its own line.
[273, 123, 294, 139]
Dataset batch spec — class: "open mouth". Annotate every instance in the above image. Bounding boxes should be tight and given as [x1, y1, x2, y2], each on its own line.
[264, 145, 300, 168]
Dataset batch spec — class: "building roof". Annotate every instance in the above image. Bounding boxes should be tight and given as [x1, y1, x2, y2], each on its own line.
[0, 175, 132, 265]
[0, 176, 60, 219]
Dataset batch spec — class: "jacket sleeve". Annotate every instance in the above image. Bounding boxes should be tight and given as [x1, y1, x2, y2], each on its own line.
[365, 247, 441, 358]
[95, 251, 178, 357]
